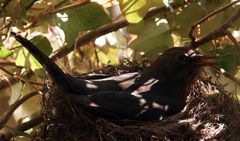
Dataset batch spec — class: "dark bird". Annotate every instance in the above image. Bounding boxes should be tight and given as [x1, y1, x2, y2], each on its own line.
[11, 32, 218, 121]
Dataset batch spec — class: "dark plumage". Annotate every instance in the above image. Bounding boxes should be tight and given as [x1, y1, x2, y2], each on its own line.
[11, 32, 218, 121]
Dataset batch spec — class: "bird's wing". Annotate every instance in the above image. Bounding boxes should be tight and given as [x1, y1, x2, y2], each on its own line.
[67, 91, 143, 119]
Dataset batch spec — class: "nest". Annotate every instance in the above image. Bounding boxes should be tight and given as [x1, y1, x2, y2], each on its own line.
[33, 64, 240, 141]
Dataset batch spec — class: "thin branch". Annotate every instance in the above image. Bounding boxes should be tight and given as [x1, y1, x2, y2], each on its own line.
[211, 66, 240, 86]
[0, 67, 43, 86]
[25, 0, 90, 31]
[0, 114, 44, 141]
[189, 7, 240, 49]
[226, 31, 240, 56]
[0, 62, 15, 66]
[25, 0, 39, 10]
[51, 4, 183, 60]
[54, 0, 68, 8]
[1, 0, 13, 8]
[51, 19, 129, 60]
[48, 0, 90, 15]
[0, 76, 17, 90]
[0, 67, 13, 76]
[189, 0, 240, 43]
[0, 90, 42, 128]
[14, 75, 44, 86]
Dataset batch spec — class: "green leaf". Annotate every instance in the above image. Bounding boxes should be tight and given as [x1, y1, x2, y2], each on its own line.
[0, 45, 13, 58]
[128, 18, 173, 56]
[199, 0, 231, 12]
[169, 4, 206, 38]
[216, 45, 240, 74]
[200, 6, 239, 36]
[100, 46, 121, 64]
[4, 0, 28, 30]
[176, 0, 185, 4]
[130, 31, 172, 56]
[30, 35, 52, 55]
[56, 2, 112, 48]
[119, 0, 164, 23]
[15, 35, 52, 77]
[127, 14, 164, 34]
[20, 0, 33, 9]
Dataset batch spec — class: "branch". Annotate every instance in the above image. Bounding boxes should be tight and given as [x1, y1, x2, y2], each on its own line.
[0, 76, 17, 90]
[51, 19, 128, 60]
[226, 31, 240, 56]
[51, 3, 183, 60]
[188, 6, 240, 49]
[48, 0, 90, 15]
[0, 114, 44, 141]
[0, 90, 42, 128]
[211, 66, 240, 86]
[0, 62, 15, 66]
[189, 0, 240, 43]
[1, 0, 13, 8]
[25, 0, 39, 10]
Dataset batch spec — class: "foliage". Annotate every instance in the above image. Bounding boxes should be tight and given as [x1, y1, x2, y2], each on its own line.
[0, 0, 239, 140]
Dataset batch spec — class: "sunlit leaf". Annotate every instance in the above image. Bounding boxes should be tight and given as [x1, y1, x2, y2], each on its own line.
[119, 0, 164, 23]
[100, 46, 121, 64]
[97, 51, 110, 64]
[15, 35, 52, 77]
[0, 45, 13, 58]
[56, 2, 112, 48]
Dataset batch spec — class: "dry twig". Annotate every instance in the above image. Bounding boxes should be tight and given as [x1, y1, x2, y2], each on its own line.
[189, 0, 240, 43]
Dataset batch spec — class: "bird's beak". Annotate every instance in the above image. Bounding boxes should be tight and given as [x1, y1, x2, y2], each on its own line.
[192, 55, 219, 66]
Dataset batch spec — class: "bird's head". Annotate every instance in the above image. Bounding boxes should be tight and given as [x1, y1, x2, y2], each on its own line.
[149, 47, 218, 81]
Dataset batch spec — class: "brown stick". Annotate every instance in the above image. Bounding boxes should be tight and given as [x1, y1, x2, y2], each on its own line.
[51, 4, 182, 60]
[0, 114, 44, 141]
[189, 0, 240, 43]
[0, 90, 42, 128]
[189, 7, 240, 49]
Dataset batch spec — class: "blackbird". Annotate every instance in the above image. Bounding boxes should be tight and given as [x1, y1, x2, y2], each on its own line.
[11, 32, 218, 121]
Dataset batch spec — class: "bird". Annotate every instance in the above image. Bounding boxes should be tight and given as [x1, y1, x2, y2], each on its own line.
[11, 32, 218, 121]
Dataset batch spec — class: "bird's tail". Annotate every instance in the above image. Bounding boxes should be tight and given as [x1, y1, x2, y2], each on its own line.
[11, 32, 74, 91]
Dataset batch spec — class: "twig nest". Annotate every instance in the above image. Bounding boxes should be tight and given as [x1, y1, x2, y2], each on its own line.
[34, 78, 240, 141]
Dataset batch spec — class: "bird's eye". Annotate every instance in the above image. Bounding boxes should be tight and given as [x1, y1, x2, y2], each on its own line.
[175, 54, 188, 63]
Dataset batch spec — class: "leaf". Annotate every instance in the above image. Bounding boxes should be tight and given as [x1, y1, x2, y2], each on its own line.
[216, 45, 240, 74]
[200, 6, 239, 36]
[128, 19, 173, 56]
[97, 51, 110, 64]
[56, 2, 112, 48]
[9, 81, 25, 105]
[5, 0, 28, 30]
[199, 0, 231, 12]
[15, 35, 52, 77]
[127, 14, 164, 34]
[119, 0, 164, 23]
[0, 45, 13, 58]
[176, 0, 185, 4]
[100, 47, 121, 64]
[20, 0, 33, 9]
[169, 4, 206, 38]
